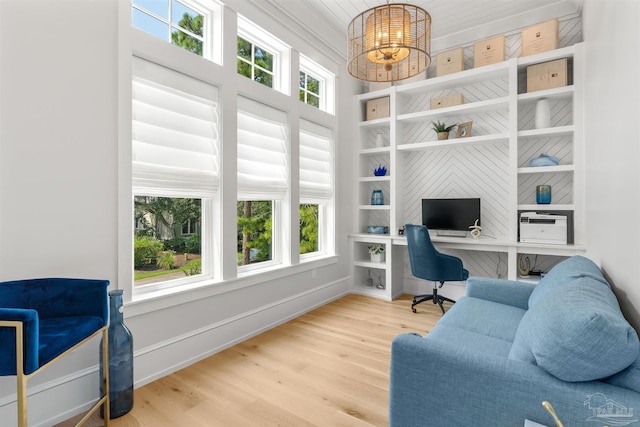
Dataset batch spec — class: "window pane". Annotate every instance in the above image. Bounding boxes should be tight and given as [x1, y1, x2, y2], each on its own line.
[171, 28, 203, 55]
[254, 68, 273, 88]
[237, 59, 252, 78]
[307, 75, 320, 95]
[171, 0, 203, 36]
[307, 94, 319, 108]
[299, 71, 306, 89]
[299, 89, 306, 102]
[237, 37, 252, 61]
[134, 0, 169, 19]
[134, 196, 202, 286]
[254, 46, 273, 72]
[133, 8, 169, 41]
[237, 201, 272, 265]
[300, 204, 319, 254]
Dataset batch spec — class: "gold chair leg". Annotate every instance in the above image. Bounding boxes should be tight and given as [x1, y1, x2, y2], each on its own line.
[15, 322, 28, 427]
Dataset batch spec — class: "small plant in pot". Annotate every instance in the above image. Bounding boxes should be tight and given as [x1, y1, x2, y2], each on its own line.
[368, 244, 385, 263]
[432, 120, 457, 140]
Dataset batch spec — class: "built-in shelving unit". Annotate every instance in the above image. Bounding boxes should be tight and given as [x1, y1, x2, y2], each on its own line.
[350, 43, 585, 299]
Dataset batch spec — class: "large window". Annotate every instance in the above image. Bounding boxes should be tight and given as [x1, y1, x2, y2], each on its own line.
[237, 97, 287, 269]
[131, 56, 219, 289]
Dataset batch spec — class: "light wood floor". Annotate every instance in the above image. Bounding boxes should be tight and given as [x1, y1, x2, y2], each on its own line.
[58, 294, 446, 427]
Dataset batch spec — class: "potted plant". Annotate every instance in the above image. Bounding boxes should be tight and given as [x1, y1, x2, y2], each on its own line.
[432, 120, 457, 140]
[368, 243, 385, 263]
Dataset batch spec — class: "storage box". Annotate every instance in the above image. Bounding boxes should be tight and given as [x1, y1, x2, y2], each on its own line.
[527, 58, 568, 92]
[436, 48, 464, 76]
[365, 96, 390, 121]
[522, 18, 559, 57]
[430, 93, 464, 110]
[473, 35, 505, 68]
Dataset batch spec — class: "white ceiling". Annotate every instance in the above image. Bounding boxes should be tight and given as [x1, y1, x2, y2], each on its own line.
[264, 0, 582, 59]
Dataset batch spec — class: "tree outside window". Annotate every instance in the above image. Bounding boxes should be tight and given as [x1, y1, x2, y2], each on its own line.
[237, 201, 273, 265]
[300, 204, 319, 254]
[237, 36, 274, 88]
[299, 71, 320, 108]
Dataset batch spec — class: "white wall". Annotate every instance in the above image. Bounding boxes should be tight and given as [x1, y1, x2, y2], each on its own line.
[583, 0, 640, 330]
[0, 0, 358, 425]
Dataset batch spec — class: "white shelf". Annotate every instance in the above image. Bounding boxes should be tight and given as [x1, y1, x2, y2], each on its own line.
[518, 204, 575, 211]
[354, 260, 389, 269]
[518, 85, 574, 104]
[359, 146, 391, 155]
[359, 205, 391, 210]
[518, 125, 574, 139]
[516, 45, 575, 68]
[359, 176, 391, 182]
[398, 97, 509, 123]
[396, 61, 509, 95]
[398, 133, 509, 151]
[359, 117, 390, 128]
[517, 165, 574, 174]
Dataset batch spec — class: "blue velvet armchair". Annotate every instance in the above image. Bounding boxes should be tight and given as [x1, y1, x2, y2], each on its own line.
[0, 278, 110, 426]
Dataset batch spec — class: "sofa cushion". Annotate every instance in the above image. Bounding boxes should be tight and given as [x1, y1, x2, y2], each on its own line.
[528, 256, 609, 308]
[426, 324, 514, 358]
[438, 297, 526, 343]
[605, 355, 640, 393]
[509, 277, 639, 382]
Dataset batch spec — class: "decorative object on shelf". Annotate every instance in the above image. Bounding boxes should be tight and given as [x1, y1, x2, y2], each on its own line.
[366, 96, 390, 120]
[456, 121, 473, 138]
[436, 47, 464, 76]
[430, 93, 464, 110]
[536, 184, 552, 204]
[527, 58, 568, 92]
[367, 225, 389, 234]
[521, 18, 559, 57]
[366, 269, 374, 286]
[373, 165, 387, 176]
[100, 290, 134, 419]
[375, 132, 384, 147]
[432, 120, 457, 140]
[473, 35, 505, 68]
[398, 225, 405, 236]
[534, 98, 551, 128]
[468, 219, 482, 239]
[368, 244, 385, 263]
[376, 275, 385, 289]
[530, 153, 559, 167]
[371, 189, 384, 205]
[347, 3, 431, 82]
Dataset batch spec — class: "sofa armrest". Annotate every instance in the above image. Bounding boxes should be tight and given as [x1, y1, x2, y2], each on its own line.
[390, 333, 640, 427]
[466, 276, 535, 309]
[0, 308, 39, 375]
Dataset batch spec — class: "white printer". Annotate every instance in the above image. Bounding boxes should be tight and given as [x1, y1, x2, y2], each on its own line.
[519, 212, 567, 245]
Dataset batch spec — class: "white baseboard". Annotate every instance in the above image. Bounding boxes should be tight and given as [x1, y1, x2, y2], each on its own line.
[0, 277, 350, 427]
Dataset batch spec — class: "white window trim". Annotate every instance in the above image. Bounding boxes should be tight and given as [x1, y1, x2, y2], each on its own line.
[300, 54, 335, 115]
[237, 14, 291, 95]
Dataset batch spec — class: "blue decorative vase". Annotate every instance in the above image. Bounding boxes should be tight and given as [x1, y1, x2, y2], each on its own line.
[371, 189, 384, 205]
[536, 185, 552, 204]
[100, 290, 134, 419]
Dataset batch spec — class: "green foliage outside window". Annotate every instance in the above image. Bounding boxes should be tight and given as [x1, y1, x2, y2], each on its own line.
[237, 36, 274, 88]
[300, 204, 319, 254]
[171, 12, 203, 55]
[237, 201, 273, 265]
[299, 71, 320, 108]
[134, 236, 164, 268]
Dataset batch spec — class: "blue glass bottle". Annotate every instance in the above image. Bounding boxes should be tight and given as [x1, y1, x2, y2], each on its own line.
[100, 289, 134, 419]
[371, 189, 384, 205]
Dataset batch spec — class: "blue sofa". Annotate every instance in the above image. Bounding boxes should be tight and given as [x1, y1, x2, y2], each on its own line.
[390, 256, 640, 426]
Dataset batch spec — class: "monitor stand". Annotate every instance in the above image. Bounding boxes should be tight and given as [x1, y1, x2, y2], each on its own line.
[435, 230, 468, 238]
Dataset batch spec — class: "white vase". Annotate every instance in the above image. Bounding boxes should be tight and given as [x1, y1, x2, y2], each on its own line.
[535, 98, 551, 129]
[375, 133, 384, 148]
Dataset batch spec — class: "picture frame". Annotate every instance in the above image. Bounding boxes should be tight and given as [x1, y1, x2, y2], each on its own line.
[457, 121, 473, 138]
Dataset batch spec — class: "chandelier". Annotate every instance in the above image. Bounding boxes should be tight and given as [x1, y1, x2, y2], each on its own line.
[348, 3, 431, 82]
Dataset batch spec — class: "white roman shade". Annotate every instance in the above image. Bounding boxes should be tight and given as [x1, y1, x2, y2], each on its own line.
[132, 57, 219, 198]
[237, 97, 288, 199]
[300, 120, 333, 200]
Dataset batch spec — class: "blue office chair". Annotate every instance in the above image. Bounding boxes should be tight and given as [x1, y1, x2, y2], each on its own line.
[405, 224, 469, 314]
[0, 278, 110, 426]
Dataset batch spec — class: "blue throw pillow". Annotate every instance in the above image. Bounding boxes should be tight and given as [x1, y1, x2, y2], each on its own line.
[528, 256, 609, 308]
[510, 277, 639, 382]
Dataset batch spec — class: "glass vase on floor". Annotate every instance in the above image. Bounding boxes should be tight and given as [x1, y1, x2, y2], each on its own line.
[100, 289, 134, 419]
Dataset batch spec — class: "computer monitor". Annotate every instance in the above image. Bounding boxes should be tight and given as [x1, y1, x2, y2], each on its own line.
[422, 198, 481, 237]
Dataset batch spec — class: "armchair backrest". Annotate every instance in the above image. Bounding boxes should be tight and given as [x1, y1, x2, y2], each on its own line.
[0, 278, 109, 324]
[405, 224, 467, 282]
